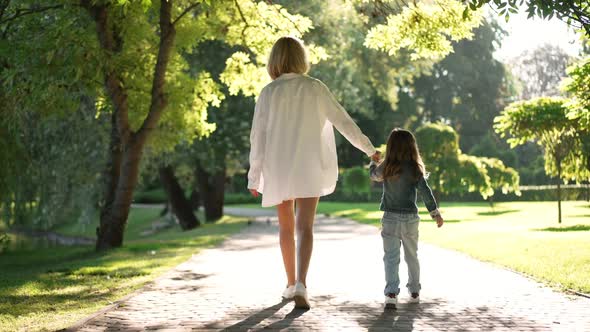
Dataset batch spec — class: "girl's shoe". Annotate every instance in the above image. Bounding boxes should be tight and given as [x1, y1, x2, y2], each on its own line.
[408, 292, 420, 303]
[282, 285, 296, 300]
[293, 282, 311, 309]
[384, 293, 397, 308]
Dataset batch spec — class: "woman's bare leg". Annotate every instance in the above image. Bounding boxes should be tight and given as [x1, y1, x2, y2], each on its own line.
[277, 200, 296, 286]
[295, 197, 319, 287]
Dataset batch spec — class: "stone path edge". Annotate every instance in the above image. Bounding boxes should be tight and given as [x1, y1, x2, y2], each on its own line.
[60, 282, 154, 332]
[59, 216, 242, 332]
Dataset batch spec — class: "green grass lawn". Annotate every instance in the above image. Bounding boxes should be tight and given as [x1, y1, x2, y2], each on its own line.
[0, 208, 246, 332]
[237, 200, 590, 294]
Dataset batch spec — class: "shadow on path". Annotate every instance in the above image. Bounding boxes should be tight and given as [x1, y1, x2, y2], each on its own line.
[207, 296, 550, 331]
[208, 299, 294, 331]
[261, 307, 308, 330]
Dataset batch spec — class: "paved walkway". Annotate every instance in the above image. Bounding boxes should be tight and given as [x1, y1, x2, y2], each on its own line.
[71, 212, 590, 331]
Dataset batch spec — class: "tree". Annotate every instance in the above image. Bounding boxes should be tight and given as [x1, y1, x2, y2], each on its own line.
[343, 167, 372, 200]
[361, 0, 483, 61]
[509, 44, 572, 100]
[463, 0, 590, 36]
[410, 18, 514, 151]
[414, 123, 461, 196]
[563, 57, 590, 130]
[1, 0, 319, 250]
[469, 132, 517, 168]
[478, 157, 521, 207]
[181, 40, 256, 222]
[562, 56, 590, 188]
[158, 165, 200, 230]
[495, 97, 582, 223]
[470, 133, 551, 185]
[0, 100, 109, 231]
[415, 123, 519, 200]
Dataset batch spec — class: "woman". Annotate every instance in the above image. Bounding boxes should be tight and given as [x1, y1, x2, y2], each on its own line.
[248, 36, 379, 309]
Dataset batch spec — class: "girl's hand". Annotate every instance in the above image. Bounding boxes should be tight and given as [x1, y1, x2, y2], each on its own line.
[371, 151, 381, 162]
[435, 215, 444, 228]
[249, 189, 259, 198]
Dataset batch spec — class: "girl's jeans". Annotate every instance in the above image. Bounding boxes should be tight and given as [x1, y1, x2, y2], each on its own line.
[381, 211, 421, 296]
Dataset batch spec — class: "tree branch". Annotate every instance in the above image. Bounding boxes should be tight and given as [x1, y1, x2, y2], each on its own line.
[172, 1, 200, 26]
[81, 0, 131, 142]
[0, 4, 66, 25]
[264, 0, 305, 36]
[136, 0, 176, 142]
[0, 0, 11, 22]
[0, 0, 10, 39]
[234, 0, 250, 39]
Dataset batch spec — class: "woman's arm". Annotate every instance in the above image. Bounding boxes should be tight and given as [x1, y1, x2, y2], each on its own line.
[247, 89, 269, 191]
[318, 81, 376, 157]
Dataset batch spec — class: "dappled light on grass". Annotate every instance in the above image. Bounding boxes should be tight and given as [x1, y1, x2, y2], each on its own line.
[327, 208, 383, 224]
[0, 208, 247, 332]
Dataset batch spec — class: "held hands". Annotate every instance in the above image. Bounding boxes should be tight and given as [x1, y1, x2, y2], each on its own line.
[249, 189, 259, 198]
[371, 151, 382, 162]
[434, 215, 444, 228]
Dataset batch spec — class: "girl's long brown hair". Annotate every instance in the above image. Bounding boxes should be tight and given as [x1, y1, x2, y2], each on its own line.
[382, 128, 426, 181]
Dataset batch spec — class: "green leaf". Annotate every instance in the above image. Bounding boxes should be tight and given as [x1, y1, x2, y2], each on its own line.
[463, 7, 470, 19]
[46, 51, 55, 65]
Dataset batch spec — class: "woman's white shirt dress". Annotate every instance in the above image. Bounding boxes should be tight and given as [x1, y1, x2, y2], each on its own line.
[248, 73, 376, 207]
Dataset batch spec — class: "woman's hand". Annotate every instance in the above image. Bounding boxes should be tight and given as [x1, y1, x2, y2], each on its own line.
[371, 151, 382, 162]
[435, 215, 444, 228]
[249, 189, 259, 197]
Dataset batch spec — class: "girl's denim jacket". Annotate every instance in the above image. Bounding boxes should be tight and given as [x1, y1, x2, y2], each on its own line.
[369, 160, 440, 219]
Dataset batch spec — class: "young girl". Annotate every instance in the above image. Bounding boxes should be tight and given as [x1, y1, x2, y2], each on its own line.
[248, 36, 379, 309]
[369, 128, 444, 308]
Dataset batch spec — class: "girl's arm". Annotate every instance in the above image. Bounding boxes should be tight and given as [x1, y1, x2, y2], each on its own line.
[369, 161, 385, 182]
[417, 176, 441, 219]
[247, 89, 270, 191]
[317, 81, 376, 157]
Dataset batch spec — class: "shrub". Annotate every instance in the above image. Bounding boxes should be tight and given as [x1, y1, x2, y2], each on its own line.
[224, 193, 261, 205]
[342, 167, 371, 196]
[133, 189, 167, 204]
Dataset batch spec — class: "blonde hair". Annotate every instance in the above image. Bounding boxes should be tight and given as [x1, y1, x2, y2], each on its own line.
[267, 36, 310, 80]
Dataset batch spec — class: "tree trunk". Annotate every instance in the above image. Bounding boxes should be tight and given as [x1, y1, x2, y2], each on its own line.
[488, 195, 495, 211]
[159, 165, 200, 230]
[95, 125, 121, 249]
[189, 189, 201, 210]
[96, 138, 145, 250]
[196, 164, 226, 222]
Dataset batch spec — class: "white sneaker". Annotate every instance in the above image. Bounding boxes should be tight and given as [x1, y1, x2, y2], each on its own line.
[293, 282, 310, 309]
[408, 292, 420, 303]
[282, 285, 295, 300]
[384, 293, 397, 308]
